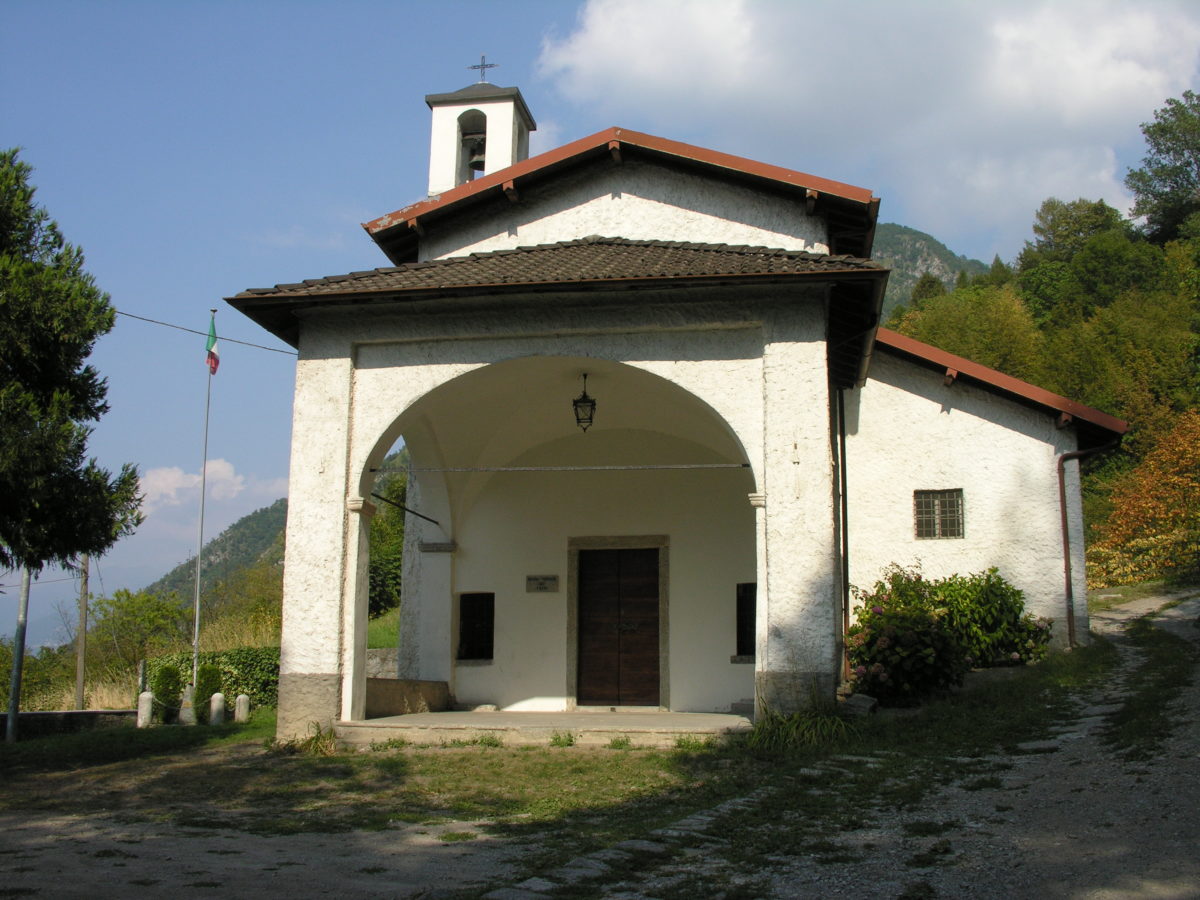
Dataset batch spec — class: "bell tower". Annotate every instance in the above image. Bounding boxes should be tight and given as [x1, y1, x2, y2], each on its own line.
[425, 81, 537, 196]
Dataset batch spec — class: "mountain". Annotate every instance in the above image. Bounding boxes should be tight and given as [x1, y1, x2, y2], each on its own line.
[143, 498, 287, 600]
[872, 223, 989, 321]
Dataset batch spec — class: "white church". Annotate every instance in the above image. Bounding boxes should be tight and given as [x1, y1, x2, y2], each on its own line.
[230, 81, 1126, 740]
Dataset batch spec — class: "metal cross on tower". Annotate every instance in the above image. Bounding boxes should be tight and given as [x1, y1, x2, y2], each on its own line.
[468, 55, 498, 82]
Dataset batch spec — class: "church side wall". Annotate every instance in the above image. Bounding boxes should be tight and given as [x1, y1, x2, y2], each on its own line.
[844, 352, 1082, 640]
[420, 160, 828, 261]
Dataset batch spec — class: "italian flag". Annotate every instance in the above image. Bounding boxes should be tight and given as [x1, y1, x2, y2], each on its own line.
[206, 314, 220, 375]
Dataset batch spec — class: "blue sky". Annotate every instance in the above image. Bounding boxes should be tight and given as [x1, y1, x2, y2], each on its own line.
[3, 0, 1199, 644]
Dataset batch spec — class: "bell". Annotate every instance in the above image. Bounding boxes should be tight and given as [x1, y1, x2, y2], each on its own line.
[467, 137, 486, 172]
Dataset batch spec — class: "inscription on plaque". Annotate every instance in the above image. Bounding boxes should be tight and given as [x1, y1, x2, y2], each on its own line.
[526, 575, 559, 593]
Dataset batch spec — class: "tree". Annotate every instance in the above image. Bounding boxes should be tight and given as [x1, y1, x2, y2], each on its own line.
[1088, 410, 1200, 585]
[1125, 90, 1200, 244]
[890, 284, 1046, 383]
[1017, 197, 1125, 270]
[369, 452, 407, 618]
[910, 272, 946, 305]
[89, 589, 188, 670]
[1, 149, 141, 739]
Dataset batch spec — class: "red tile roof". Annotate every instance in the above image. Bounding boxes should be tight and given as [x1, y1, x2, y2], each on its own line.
[363, 127, 881, 264]
[875, 328, 1127, 444]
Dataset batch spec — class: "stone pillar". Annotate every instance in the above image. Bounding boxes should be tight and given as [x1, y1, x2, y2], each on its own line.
[209, 692, 226, 726]
[235, 694, 250, 723]
[341, 497, 375, 722]
[178, 684, 197, 726]
[275, 349, 354, 740]
[137, 691, 153, 728]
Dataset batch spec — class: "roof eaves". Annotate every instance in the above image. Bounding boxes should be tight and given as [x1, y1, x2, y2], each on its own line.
[362, 127, 879, 261]
[874, 328, 1127, 438]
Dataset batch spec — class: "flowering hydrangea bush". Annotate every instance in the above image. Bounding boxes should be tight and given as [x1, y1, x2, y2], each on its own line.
[847, 565, 1053, 703]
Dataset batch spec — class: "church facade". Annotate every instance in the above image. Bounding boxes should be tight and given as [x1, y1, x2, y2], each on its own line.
[230, 83, 1126, 739]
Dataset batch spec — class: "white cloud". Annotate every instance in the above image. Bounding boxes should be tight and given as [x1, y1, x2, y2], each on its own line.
[538, 0, 1200, 259]
[139, 458, 249, 513]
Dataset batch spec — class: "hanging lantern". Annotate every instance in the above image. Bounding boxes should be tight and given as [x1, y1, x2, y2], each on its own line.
[572, 373, 596, 432]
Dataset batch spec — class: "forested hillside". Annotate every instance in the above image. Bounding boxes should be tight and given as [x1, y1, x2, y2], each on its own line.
[144, 497, 287, 601]
[873, 223, 989, 320]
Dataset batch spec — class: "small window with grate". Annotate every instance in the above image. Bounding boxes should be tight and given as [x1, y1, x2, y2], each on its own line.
[457, 592, 494, 660]
[735, 583, 756, 658]
[914, 489, 964, 539]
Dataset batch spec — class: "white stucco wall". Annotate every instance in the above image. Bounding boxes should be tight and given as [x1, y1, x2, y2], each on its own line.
[275, 287, 848, 724]
[420, 160, 828, 261]
[845, 351, 1084, 637]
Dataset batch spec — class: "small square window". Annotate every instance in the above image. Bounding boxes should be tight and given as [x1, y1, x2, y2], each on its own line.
[457, 593, 494, 660]
[736, 583, 756, 657]
[914, 489, 964, 539]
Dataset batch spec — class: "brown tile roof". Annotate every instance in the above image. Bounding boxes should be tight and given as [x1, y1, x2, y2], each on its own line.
[232, 236, 886, 299]
[228, 236, 888, 386]
[364, 127, 881, 264]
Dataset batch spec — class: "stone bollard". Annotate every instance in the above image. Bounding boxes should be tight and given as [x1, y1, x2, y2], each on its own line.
[234, 693, 250, 723]
[209, 692, 226, 726]
[178, 684, 197, 726]
[137, 691, 154, 728]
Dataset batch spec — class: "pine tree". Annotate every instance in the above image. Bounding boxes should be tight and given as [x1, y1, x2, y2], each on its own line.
[1, 148, 141, 738]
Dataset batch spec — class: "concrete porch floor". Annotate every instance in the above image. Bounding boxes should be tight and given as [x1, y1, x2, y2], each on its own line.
[335, 710, 754, 749]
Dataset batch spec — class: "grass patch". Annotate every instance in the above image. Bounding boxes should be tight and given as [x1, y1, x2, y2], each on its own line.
[549, 731, 575, 748]
[0, 707, 276, 773]
[1088, 575, 1200, 612]
[439, 830, 477, 842]
[607, 735, 633, 750]
[367, 606, 400, 648]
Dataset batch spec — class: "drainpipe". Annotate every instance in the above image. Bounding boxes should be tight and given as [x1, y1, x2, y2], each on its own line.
[838, 389, 851, 682]
[1057, 439, 1121, 646]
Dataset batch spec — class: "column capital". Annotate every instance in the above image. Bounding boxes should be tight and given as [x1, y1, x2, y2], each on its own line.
[346, 496, 377, 518]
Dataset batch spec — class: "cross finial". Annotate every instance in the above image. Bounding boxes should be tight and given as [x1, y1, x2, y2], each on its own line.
[468, 55, 498, 83]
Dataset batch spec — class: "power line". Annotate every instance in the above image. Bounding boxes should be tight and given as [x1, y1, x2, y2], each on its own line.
[116, 310, 297, 356]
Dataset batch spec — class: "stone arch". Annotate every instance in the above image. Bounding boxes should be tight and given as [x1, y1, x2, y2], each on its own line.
[348, 353, 761, 713]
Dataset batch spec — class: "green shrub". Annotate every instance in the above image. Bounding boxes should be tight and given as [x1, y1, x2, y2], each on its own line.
[194, 663, 222, 724]
[149, 664, 183, 723]
[145, 647, 279, 708]
[937, 568, 1052, 666]
[847, 605, 968, 702]
[847, 565, 1050, 703]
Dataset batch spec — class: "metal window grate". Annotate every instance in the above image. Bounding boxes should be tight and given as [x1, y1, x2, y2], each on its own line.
[914, 489, 964, 539]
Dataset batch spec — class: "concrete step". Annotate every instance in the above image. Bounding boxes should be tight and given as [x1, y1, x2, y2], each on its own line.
[335, 710, 753, 749]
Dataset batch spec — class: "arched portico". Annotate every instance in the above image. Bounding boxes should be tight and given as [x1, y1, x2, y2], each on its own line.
[349, 353, 760, 717]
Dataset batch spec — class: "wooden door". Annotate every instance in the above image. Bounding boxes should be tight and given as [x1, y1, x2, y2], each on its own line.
[577, 548, 660, 706]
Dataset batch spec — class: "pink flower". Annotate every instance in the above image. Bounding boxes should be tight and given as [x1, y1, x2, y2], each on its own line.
[871, 605, 884, 614]
[855, 665, 867, 677]
[1010, 651, 1020, 661]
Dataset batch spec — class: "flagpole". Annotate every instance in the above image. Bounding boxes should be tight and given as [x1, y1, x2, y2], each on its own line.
[191, 308, 218, 686]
